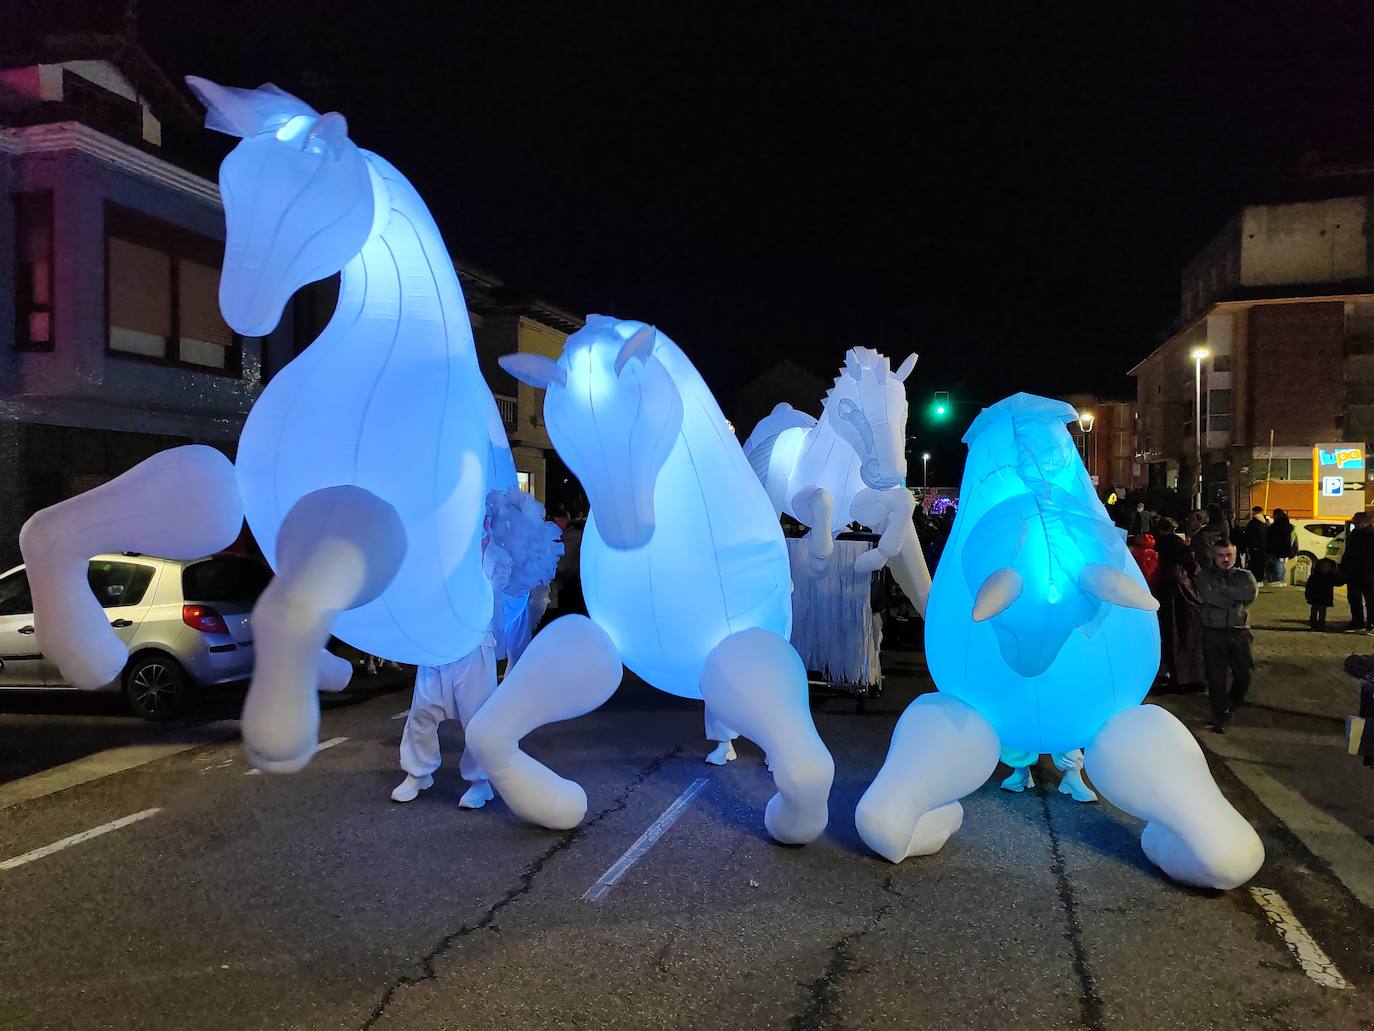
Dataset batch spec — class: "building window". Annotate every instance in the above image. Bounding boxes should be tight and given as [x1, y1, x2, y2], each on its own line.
[14, 191, 54, 351]
[1251, 458, 1315, 483]
[1208, 388, 1232, 432]
[1211, 353, 1232, 373]
[105, 204, 241, 375]
[64, 71, 141, 142]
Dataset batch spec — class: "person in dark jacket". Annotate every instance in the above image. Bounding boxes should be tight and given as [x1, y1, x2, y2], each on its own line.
[1304, 557, 1341, 630]
[1264, 509, 1297, 586]
[1242, 506, 1268, 574]
[1189, 504, 1228, 568]
[1197, 539, 1258, 732]
[1152, 519, 1204, 692]
[1340, 511, 1374, 631]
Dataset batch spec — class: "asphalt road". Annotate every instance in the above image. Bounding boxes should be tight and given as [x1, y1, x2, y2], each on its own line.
[1, 612, 1371, 1030]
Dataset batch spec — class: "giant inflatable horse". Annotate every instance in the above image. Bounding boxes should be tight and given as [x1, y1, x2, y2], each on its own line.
[743, 347, 931, 612]
[856, 394, 1264, 890]
[20, 79, 518, 772]
[467, 317, 836, 843]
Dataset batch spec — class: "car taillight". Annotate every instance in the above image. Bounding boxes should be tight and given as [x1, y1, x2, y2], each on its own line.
[182, 604, 230, 635]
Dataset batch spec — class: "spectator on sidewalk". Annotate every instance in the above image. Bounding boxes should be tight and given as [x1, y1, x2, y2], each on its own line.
[1129, 502, 1153, 537]
[1153, 518, 1204, 693]
[1265, 509, 1297, 586]
[1190, 504, 1227, 569]
[1340, 511, 1374, 631]
[1242, 505, 1269, 574]
[1198, 539, 1258, 733]
[1304, 557, 1341, 631]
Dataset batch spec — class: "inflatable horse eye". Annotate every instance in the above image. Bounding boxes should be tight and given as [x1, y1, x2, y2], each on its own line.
[501, 323, 683, 549]
[186, 77, 378, 337]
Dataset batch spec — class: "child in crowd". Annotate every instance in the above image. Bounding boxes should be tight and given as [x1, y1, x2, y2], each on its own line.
[1304, 557, 1341, 631]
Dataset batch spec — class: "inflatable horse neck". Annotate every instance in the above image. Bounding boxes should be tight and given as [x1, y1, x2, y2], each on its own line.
[804, 347, 915, 493]
[187, 77, 478, 378]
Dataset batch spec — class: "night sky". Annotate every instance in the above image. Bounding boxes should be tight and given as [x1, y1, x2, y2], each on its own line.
[127, 2, 1374, 474]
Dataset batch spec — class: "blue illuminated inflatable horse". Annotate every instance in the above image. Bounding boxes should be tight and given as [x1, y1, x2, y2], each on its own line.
[474, 318, 835, 842]
[856, 394, 1264, 890]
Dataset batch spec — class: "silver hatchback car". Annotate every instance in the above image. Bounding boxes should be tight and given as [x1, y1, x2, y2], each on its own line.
[0, 553, 271, 720]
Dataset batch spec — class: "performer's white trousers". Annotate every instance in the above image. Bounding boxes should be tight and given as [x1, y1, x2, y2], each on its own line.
[400, 645, 497, 783]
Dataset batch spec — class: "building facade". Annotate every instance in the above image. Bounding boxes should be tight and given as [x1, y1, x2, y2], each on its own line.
[1131, 195, 1374, 519]
[1060, 394, 1142, 498]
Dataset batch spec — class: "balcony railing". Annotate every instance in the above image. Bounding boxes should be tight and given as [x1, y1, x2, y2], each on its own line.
[495, 393, 517, 431]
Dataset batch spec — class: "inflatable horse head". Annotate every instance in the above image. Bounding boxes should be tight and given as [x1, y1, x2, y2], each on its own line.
[500, 316, 682, 549]
[187, 77, 381, 337]
[824, 347, 917, 491]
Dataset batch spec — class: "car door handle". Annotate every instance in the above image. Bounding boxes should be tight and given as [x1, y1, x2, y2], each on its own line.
[110, 619, 133, 628]
[18, 625, 35, 635]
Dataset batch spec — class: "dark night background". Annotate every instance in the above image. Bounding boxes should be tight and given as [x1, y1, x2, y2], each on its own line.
[27, 1, 1374, 474]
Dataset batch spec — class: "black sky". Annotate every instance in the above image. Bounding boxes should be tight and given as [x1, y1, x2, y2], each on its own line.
[131, 1, 1374, 467]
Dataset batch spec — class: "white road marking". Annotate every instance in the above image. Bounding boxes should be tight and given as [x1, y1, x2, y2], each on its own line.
[0, 808, 161, 871]
[245, 736, 349, 775]
[0, 744, 203, 811]
[583, 778, 710, 902]
[1202, 735, 1374, 909]
[1250, 886, 1352, 989]
[391, 709, 409, 720]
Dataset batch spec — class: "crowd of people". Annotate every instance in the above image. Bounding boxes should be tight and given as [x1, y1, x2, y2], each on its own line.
[1121, 501, 1374, 733]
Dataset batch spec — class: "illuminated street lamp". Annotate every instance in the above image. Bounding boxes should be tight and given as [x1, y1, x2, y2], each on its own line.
[921, 452, 931, 488]
[1077, 410, 1096, 486]
[1190, 346, 1209, 509]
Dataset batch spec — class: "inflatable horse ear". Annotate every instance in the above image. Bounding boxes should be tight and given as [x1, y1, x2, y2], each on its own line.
[185, 76, 322, 138]
[895, 352, 918, 382]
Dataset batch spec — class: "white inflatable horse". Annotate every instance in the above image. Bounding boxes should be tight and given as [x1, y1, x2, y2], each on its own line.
[20, 79, 512, 772]
[743, 347, 931, 612]
[466, 317, 836, 843]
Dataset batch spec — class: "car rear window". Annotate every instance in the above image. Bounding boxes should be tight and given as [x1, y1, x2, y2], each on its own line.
[87, 561, 156, 608]
[182, 558, 273, 604]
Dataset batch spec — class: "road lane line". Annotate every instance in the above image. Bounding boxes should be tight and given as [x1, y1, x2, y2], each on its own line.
[0, 744, 204, 811]
[1201, 735, 1374, 910]
[245, 736, 349, 774]
[1250, 887, 1351, 989]
[583, 777, 709, 902]
[0, 808, 161, 871]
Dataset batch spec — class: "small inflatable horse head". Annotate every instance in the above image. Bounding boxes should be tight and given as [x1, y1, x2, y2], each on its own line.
[823, 347, 917, 491]
[187, 77, 381, 337]
[500, 316, 683, 549]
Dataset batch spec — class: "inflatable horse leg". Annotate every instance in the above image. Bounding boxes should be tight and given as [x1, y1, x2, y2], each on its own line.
[19, 445, 244, 690]
[1085, 705, 1263, 890]
[850, 488, 931, 616]
[463, 615, 623, 830]
[241, 486, 405, 773]
[856, 693, 999, 862]
[700, 628, 834, 844]
[791, 485, 835, 577]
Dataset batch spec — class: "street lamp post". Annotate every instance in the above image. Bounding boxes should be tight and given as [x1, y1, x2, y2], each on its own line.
[921, 452, 930, 488]
[1190, 346, 1209, 510]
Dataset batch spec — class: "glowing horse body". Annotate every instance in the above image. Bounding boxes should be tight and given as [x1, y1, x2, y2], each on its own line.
[743, 348, 931, 611]
[471, 318, 835, 843]
[20, 79, 505, 771]
[855, 394, 1264, 889]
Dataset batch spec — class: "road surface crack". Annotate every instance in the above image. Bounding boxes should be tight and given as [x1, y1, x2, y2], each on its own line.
[361, 747, 683, 1029]
[788, 875, 899, 1030]
[1037, 785, 1106, 1031]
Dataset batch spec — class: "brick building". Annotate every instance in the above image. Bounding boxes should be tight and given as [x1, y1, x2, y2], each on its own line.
[1060, 394, 1143, 497]
[1130, 195, 1374, 519]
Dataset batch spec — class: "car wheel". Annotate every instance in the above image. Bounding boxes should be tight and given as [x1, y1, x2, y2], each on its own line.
[1291, 552, 1315, 587]
[123, 653, 191, 721]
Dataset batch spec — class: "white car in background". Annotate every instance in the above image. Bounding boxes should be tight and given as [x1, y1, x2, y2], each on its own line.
[0, 553, 270, 720]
